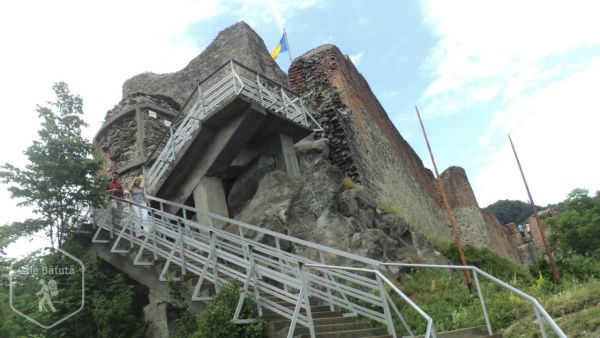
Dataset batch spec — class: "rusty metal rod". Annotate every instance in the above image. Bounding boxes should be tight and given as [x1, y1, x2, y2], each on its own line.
[415, 106, 473, 290]
[508, 135, 561, 285]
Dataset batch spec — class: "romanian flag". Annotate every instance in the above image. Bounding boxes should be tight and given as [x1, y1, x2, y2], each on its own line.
[270, 32, 288, 59]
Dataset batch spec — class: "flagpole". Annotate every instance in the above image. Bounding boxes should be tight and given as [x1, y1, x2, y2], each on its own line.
[508, 135, 561, 286]
[284, 28, 293, 63]
[416, 106, 473, 292]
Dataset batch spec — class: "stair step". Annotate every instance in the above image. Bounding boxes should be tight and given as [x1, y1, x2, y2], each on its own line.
[408, 326, 492, 338]
[297, 326, 387, 338]
[269, 315, 358, 331]
[291, 321, 372, 336]
[262, 310, 343, 322]
[263, 304, 333, 315]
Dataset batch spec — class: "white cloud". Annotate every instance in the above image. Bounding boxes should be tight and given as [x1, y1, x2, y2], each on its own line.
[223, 0, 318, 29]
[420, 0, 600, 205]
[0, 0, 317, 229]
[350, 51, 365, 65]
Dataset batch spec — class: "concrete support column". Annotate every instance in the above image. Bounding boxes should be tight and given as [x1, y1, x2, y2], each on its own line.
[272, 133, 300, 177]
[193, 176, 229, 228]
[144, 290, 169, 338]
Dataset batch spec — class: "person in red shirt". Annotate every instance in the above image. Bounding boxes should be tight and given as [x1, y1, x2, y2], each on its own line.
[104, 171, 124, 198]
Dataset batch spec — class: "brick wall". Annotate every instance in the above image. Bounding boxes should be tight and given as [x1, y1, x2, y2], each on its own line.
[289, 45, 449, 239]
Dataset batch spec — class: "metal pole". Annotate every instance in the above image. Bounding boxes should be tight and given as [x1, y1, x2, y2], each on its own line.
[508, 135, 561, 285]
[415, 106, 473, 290]
[284, 29, 293, 63]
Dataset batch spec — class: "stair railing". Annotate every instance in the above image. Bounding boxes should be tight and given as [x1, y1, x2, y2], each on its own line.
[91, 195, 565, 338]
[296, 264, 437, 338]
[143, 59, 322, 195]
[92, 195, 390, 338]
[380, 263, 567, 338]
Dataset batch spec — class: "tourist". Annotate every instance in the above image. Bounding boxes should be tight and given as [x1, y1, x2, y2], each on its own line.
[517, 223, 525, 238]
[129, 176, 151, 236]
[104, 171, 124, 198]
[525, 223, 531, 237]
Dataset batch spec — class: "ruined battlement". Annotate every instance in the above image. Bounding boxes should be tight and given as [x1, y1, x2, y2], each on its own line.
[289, 44, 449, 240]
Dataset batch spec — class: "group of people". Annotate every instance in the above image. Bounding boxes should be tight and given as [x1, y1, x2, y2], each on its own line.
[104, 171, 151, 236]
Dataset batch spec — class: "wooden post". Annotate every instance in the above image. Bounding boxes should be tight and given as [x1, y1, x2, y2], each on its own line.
[416, 106, 473, 290]
[508, 135, 561, 285]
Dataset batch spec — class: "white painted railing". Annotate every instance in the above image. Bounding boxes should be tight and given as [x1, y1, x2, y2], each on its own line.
[144, 60, 322, 194]
[90, 195, 564, 338]
[380, 263, 567, 338]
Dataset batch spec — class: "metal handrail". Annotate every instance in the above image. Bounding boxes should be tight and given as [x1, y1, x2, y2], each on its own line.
[380, 263, 567, 338]
[92, 196, 386, 338]
[302, 264, 437, 338]
[91, 195, 564, 338]
[143, 59, 322, 194]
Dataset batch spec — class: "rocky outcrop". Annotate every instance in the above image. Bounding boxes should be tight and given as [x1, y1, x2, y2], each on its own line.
[123, 21, 287, 107]
[231, 138, 447, 266]
[289, 45, 449, 241]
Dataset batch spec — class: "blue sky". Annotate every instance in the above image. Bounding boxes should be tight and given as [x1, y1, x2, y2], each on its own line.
[1, 0, 600, 233]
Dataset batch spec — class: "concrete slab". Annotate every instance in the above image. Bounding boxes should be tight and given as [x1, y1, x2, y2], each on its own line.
[155, 97, 267, 206]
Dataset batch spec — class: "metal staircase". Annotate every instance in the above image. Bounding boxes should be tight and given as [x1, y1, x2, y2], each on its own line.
[143, 60, 322, 195]
[88, 195, 566, 338]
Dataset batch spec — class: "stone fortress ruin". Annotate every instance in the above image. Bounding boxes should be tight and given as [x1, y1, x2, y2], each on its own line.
[89, 21, 558, 337]
[95, 21, 543, 267]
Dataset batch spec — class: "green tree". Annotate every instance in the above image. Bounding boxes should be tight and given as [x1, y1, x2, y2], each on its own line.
[484, 199, 537, 225]
[0, 243, 145, 338]
[0, 82, 103, 248]
[547, 188, 600, 257]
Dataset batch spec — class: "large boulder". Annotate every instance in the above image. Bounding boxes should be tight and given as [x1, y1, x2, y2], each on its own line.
[228, 155, 276, 216]
[228, 137, 448, 266]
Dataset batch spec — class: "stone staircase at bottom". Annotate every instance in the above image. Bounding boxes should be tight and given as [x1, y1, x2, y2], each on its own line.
[261, 295, 502, 338]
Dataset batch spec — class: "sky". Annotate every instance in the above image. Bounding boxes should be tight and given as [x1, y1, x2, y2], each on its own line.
[1, 0, 599, 233]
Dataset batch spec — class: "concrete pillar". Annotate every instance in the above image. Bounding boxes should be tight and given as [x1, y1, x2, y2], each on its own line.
[193, 176, 229, 228]
[144, 290, 169, 338]
[272, 133, 300, 177]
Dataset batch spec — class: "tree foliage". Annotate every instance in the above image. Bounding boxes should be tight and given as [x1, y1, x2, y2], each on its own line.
[0, 243, 145, 337]
[547, 188, 600, 257]
[0, 82, 103, 248]
[484, 199, 537, 225]
[171, 280, 264, 338]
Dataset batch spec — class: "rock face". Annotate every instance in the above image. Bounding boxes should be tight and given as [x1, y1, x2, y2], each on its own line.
[289, 45, 449, 241]
[123, 21, 287, 107]
[231, 138, 447, 265]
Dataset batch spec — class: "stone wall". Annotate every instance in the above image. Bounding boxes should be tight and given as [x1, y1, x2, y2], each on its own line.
[289, 45, 449, 240]
[96, 115, 138, 169]
[483, 211, 520, 262]
[527, 215, 552, 251]
[440, 166, 489, 247]
[95, 92, 179, 184]
[122, 21, 287, 108]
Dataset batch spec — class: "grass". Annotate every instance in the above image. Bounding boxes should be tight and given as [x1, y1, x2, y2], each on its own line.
[377, 202, 404, 218]
[386, 241, 600, 337]
[501, 279, 600, 337]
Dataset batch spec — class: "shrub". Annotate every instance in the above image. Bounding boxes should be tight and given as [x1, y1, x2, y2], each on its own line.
[196, 281, 264, 338]
[434, 240, 533, 284]
[342, 176, 358, 189]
